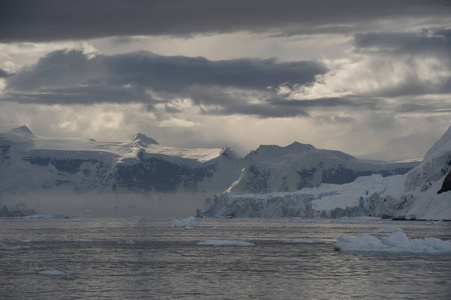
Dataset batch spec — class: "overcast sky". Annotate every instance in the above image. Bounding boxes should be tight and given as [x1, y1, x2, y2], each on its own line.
[1, 0, 450, 160]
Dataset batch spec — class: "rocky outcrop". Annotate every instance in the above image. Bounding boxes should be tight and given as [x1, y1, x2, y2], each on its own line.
[437, 170, 451, 194]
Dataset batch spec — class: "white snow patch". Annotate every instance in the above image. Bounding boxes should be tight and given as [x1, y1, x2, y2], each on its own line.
[197, 240, 255, 246]
[169, 216, 200, 229]
[334, 231, 451, 254]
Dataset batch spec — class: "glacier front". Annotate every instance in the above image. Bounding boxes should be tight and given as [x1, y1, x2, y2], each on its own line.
[198, 126, 451, 220]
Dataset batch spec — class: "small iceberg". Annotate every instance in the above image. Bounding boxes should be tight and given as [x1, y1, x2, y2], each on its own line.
[0, 245, 31, 250]
[284, 239, 316, 244]
[38, 270, 69, 276]
[73, 238, 95, 242]
[169, 216, 200, 229]
[334, 231, 451, 254]
[116, 239, 135, 245]
[197, 240, 255, 246]
[374, 226, 404, 233]
[24, 213, 68, 219]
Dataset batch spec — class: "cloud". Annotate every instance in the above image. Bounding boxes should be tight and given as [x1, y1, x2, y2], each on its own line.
[354, 28, 451, 56]
[1, 0, 450, 42]
[2, 49, 326, 118]
[0, 68, 11, 78]
[282, 27, 451, 102]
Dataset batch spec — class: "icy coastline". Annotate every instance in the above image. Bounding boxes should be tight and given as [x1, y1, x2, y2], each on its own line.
[198, 126, 451, 220]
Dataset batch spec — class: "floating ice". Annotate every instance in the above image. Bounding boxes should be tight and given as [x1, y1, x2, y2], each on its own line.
[25, 213, 68, 219]
[38, 270, 70, 276]
[0, 245, 31, 250]
[197, 240, 255, 246]
[169, 216, 200, 229]
[73, 238, 95, 242]
[209, 225, 227, 229]
[284, 239, 316, 244]
[375, 226, 404, 233]
[334, 231, 451, 254]
[116, 239, 135, 245]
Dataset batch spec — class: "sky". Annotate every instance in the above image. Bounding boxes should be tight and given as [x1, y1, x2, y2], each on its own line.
[0, 0, 450, 161]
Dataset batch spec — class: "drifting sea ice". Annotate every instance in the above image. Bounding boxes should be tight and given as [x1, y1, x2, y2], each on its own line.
[284, 239, 316, 244]
[116, 239, 135, 245]
[169, 216, 200, 229]
[73, 238, 95, 242]
[334, 230, 451, 254]
[0, 245, 31, 250]
[38, 270, 70, 276]
[375, 226, 404, 233]
[197, 240, 255, 246]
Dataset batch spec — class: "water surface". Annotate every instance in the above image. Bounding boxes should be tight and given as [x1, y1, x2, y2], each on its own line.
[1, 217, 450, 299]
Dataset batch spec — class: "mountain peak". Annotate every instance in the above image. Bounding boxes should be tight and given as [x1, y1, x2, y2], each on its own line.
[131, 133, 159, 147]
[219, 147, 241, 160]
[10, 125, 34, 136]
[285, 141, 316, 151]
[423, 125, 451, 160]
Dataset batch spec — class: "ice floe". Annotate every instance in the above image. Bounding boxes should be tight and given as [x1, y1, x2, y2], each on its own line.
[38, 270, 70, 276]
[0, 245, 31, 250]
[197, 240, 255, 246]
[73, 238, 95, 242]
[116, 239, 135, 245]
[169, 216, 200, 229]
[374, 226, 404, 233]
[334, 231, 451, 254]
[284, 239, 316, 244]
[24, 213, 68, 219]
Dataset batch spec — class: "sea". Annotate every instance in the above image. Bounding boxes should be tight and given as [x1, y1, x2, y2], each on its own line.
[1, 217, 450, 299]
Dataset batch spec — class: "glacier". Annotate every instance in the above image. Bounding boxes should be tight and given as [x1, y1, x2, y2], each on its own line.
[198, 126, 451, 220]
[0, 125, 416, 216]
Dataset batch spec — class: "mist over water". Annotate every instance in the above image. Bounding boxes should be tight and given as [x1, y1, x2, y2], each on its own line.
[1, 217, 450, 299]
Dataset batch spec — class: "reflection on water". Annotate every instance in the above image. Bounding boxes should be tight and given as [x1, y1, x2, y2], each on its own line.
[0, 218, 450, 299]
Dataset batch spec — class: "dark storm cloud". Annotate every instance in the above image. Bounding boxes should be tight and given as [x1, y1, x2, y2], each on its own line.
[2, 49, 324, 117]
[0, 69, 11, 78]
[354, 28, 451, 56]
[1, 0, 450, 42]
[269, 97, 386, 110]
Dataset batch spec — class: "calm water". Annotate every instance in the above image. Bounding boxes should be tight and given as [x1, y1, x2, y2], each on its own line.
[0, 217, 450, 299]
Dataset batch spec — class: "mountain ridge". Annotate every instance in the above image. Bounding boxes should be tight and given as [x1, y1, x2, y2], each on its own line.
[0, 126, 419, 216]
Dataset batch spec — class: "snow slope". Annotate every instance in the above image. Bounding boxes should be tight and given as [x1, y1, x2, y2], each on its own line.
[198, 126, 451, 220]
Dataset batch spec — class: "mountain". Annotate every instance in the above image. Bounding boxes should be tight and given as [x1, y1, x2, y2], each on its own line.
[227, 141, 417, 194]
[198, 126, 451, 220]
[0, 126, 416, 216]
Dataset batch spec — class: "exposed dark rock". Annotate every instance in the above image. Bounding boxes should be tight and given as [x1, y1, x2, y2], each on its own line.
[437, 170, 451, 194]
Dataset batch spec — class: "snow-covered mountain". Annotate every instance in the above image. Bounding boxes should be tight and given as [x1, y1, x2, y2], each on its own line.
[198, 126, 451, 220]
[0, 126, 243, 215]
[227, 141, 416, 194]
[0, 126, 416, 216]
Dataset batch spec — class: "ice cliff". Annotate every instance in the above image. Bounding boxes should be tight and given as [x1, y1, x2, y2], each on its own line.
[198, 126, 451, 220]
